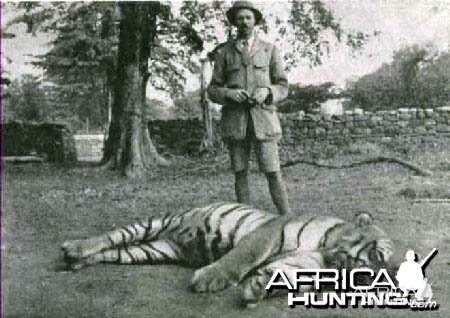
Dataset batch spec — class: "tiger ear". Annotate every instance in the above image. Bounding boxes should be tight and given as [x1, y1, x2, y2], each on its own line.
[354, 212, 373, 227]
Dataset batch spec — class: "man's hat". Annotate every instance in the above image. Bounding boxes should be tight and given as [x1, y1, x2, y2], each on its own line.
[226, 1, 263, 26]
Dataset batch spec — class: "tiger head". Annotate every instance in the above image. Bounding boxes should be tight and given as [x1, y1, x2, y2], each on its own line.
[241, 213, 396, 307]
[323, 213, 395, 273]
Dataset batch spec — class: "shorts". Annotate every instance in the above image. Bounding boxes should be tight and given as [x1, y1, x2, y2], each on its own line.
[227, 119, 280, 173]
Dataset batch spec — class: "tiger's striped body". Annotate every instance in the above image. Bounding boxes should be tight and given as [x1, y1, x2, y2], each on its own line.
[62, 202, 393, 306]
[93, 203, 278, 267]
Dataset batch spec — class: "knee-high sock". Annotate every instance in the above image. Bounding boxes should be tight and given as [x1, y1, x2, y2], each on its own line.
[266, 171, 291, 215]
[235, 170, 251, 205]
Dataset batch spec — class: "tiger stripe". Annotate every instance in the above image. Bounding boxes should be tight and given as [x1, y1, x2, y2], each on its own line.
[120, 229, 130, 243]
[151, 241, 178, 260]
[140, 244, 155, 260]
[231, 211, 257, 244]
[205, 204, 244, 261]
[234, 211, 274, 244]
[296, 217, 316, 249]
[121, 227, 134, 240]
[319, 222, 346, 249]
[298, 217, 344, 251]
[282, 219, 307, 251]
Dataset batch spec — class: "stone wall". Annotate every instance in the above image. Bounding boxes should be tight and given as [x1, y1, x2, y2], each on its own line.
[3, 121, 77, 162]
[148, 118, 221, 155]
[148, 107, 450, 157]
[74, 135, 104, 162]
[69, 107, 449, 161]
[278, 107, 450, 158]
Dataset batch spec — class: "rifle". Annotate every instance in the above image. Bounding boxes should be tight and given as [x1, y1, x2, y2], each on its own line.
[419, 248, 438, 268]
[416, 248, 437, 301]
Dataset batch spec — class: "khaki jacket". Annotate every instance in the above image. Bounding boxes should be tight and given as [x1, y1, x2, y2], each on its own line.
[207, 36, 288, 141]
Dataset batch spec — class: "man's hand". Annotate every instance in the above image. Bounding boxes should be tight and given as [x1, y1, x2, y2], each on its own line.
[252, 87, 270, 104]
[225, 89, 249, 104]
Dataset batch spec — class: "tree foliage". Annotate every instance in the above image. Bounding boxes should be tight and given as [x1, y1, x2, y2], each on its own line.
[6, 1, 203, 131]
[346, 45, 450, 110]
[177, 0, 371, 68]
[7, 1, 372, 124]
[2, 75, 48, 122]
[2, 75, 100, 130]
[5, 2, 118, 130]
[278, 82, 337, 113]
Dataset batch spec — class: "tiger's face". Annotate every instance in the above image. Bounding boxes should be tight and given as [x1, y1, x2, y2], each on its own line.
[324, 214, 394, 272]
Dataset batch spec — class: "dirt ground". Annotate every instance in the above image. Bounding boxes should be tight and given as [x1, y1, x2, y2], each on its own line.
[2, 145, 450, 318]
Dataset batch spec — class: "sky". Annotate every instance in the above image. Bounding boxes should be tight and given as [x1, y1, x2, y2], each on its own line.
[2, 0, 449, 102]
[290, 0, 450, 85]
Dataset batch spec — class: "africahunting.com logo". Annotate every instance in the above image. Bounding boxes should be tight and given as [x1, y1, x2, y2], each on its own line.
[266, 248, 438, 310]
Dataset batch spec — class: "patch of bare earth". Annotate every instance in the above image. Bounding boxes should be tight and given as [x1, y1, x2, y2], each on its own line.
[2, 146, 449, 317]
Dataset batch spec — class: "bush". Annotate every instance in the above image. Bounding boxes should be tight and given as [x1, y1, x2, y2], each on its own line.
[2, 75, 49, 122]
[345, 45, 450, 111]
[3, 121, 77, 162]
[278, 82, 338, 113]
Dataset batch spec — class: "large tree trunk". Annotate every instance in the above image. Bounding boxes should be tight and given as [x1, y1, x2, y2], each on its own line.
[102, 2, 167, 177]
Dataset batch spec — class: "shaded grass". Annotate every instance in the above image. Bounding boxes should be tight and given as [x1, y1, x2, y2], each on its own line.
[2, 146, 450, 317]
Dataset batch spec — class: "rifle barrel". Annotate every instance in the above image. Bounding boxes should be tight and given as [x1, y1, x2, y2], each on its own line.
[420, 248, 437, 268]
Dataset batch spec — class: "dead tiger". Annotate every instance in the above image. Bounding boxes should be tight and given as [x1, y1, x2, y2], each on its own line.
[62, 202, 394, 306]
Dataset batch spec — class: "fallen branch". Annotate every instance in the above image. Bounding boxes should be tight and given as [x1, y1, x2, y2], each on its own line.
[165, 154, 197, 164]
[412, 199, 450, 204]
[179, 157, 229, 175]
[281, 156, 432, 176]
[3, 156, 44, 163]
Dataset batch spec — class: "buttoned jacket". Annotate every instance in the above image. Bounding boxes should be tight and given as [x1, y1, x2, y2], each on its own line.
[207, 36, 288, 141]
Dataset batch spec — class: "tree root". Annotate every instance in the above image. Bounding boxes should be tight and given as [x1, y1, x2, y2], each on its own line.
[98, 158, 116, 171]
[281, 156, 432, 177]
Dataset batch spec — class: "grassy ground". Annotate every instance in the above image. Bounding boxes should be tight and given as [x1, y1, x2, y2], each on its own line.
[2, 143, 450, 318]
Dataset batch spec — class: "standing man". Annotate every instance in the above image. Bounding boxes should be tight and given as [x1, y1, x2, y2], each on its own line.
[207, 1, 291, 214]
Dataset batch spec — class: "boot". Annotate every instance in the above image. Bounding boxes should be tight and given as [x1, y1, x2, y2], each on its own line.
[266, 171, 291, 215]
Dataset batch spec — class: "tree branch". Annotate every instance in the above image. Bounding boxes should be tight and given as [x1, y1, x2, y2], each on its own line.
[281, 156, 432, 176]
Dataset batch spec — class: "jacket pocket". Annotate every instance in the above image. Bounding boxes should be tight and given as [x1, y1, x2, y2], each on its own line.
[253, 57, 270, 86]
[250, 106, 282, 140]
[226, 64, 241, 87]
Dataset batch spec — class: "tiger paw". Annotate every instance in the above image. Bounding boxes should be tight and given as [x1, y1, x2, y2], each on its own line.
[240, 275, 269, 307]
[61, 238, 103, 260]
[191, 264, 236, 293]
[66, 254, 101, 271]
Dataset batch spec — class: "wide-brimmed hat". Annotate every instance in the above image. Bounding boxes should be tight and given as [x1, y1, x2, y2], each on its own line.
[226, 1, 263, 26]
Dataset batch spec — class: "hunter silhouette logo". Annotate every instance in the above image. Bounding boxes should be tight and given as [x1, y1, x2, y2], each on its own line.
[396, 248, 437, 302]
